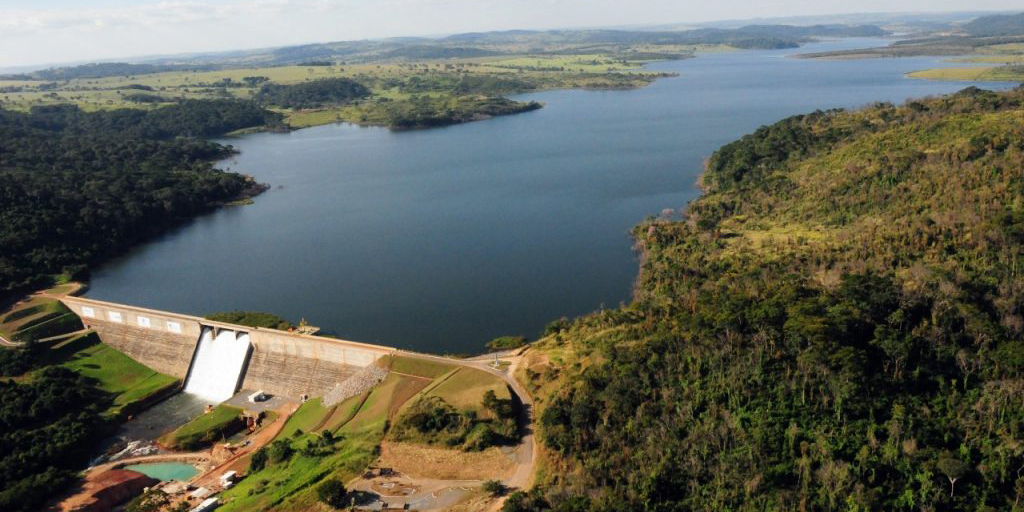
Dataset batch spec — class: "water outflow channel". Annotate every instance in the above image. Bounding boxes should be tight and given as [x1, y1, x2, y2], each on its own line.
[183, 326, 252, 402]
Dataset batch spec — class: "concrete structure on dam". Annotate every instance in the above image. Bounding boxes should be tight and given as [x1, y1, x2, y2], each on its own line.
[59, 296, 395, 400]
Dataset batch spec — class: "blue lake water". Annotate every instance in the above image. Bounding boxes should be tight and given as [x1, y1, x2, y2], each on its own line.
[123, 462, 199, 481]
[87, 38, 1019, 353]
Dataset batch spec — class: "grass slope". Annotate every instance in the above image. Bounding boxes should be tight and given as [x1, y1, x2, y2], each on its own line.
[57, 334, 178, 416]
[159, 404, 243, 450]
[425, 367, 510, 412]
[276, 398, 330, 439]
[0, 296, 80, 342]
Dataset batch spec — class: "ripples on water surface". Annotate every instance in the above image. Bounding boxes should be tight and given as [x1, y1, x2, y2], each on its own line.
[89, 38, 1019, 353]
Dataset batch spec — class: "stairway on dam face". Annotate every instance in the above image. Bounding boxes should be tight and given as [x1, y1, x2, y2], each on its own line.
[183, 327, 251, 402]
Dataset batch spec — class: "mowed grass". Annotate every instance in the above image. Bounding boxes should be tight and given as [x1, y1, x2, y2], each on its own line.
[388, 354, 455, 378]
[58, 334, 178, 414]
[319, 391, 370, 431]
[276, 398, 330, 439]
[338, 373, 416, 433]
[159, 404, 243, 450]
[424, 367, 510, 413]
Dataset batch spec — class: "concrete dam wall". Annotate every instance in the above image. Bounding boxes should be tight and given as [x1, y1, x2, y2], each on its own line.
[60, 296, 395, 400]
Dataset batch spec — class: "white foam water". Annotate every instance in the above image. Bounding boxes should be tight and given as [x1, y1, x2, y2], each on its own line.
[184, 327, 251, 402]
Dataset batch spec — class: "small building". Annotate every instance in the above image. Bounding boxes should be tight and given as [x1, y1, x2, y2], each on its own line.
[189, 487, 214, 500]
[219, 471, 237, 485]
[191, 497, 220, 512]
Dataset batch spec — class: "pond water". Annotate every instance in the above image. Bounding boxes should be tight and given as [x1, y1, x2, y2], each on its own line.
[123, 462, 199, 481]
[87, 38, 1019, 354]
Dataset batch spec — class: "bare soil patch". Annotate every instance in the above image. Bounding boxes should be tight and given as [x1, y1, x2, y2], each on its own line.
[377, 441, 514, 481]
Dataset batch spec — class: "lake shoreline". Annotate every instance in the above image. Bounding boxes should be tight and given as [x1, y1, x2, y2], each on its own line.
[87, 38, 1020, 353]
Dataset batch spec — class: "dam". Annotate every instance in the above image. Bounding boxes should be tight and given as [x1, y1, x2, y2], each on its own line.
[60, 296, 395, 401]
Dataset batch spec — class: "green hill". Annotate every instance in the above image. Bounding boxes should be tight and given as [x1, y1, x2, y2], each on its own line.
[964, 12, 1024, 37]
[518, 87, 1024, 512]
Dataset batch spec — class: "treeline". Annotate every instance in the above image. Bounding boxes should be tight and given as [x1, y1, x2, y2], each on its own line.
[0, 62, 220, 81]
[964, 12, 1024, 37]
[0, 100, 278, 294]
[440, 25, 887, 50]
[377, 45, 505, 60]
[514, 87, 1024, 512]
[205, 310, 293, 330]
[254, 77, 370, 109]
[381, 95, 541, 129]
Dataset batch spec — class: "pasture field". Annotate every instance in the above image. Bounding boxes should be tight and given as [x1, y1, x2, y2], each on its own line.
[0, 51, 676, 129]
[907, 65, 1024, 81]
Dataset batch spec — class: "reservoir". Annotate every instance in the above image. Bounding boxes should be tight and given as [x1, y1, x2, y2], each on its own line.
[88, 38, 1018, 354]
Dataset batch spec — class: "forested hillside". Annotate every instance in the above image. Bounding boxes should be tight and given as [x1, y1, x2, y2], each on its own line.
[254, 77, 371, 109]
[0, 100, 279, 294]
[517, 86, 1024, 512]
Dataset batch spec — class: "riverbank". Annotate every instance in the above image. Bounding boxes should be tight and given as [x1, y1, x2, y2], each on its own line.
[907, 64, 1024, 81]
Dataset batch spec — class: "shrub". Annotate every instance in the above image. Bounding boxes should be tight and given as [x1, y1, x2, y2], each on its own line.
[249, 447, 268, 471]
[268, 439, 294, 463]
[125, 489, 169, 512]
[482, 479, 505, 496]
[316, 478, 347, 508]
[486, 335, 528, 352]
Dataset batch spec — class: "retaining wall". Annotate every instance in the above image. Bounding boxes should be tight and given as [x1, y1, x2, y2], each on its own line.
[59, 296, 395, 398]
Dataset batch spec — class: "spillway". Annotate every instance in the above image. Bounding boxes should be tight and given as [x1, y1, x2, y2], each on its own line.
[183, 327, 251, 402]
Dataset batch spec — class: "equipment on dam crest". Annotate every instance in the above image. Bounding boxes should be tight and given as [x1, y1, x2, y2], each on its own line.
[60, 296, 396, 400]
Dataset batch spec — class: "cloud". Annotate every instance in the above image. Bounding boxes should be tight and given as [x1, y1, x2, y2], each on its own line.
[1, 0, 1022, 67]
[0, 0, 348, 35]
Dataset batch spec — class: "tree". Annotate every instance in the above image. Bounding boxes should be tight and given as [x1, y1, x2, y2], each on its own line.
[249, 447, 268, 472]
[483, 479, 506, 497]
[268, 439, 293, 463]
[937, 454, 970, 498]
[316, 478, 347, 508]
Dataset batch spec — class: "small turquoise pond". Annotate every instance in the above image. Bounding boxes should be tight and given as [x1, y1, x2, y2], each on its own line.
[123, 462, 198, 481]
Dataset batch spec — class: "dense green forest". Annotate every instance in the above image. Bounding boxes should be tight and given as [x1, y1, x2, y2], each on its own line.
[964, 12, 1024, 36]
[380, 95, 542, 129]
[205, 310, 294, 330]
[515, 86, 1024, 512]
[0, 368, 110, 512]
[254, 77, 371, 109]
[0, 100, 279, 294]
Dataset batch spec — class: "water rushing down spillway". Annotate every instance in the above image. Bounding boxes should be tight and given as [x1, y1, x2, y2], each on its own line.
[183, 327, 251, 402]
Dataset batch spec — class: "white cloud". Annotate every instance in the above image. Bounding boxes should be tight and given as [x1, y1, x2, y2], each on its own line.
[1, 0, 1021, 67]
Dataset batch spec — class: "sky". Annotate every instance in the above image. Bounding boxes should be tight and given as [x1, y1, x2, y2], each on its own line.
[0, 0, 1021, 68]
